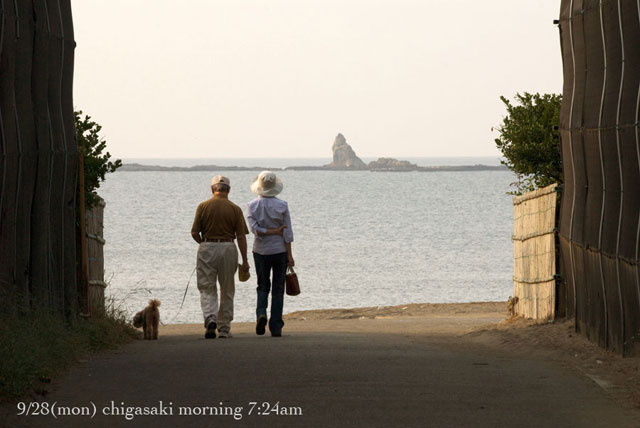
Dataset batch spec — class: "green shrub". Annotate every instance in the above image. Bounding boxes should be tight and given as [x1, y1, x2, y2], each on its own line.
[0, 304, 136, 400]
[494, 92, 562, 195]
[75, 110, 122, 209]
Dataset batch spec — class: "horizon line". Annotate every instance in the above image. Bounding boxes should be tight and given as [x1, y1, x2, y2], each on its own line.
[120, 155, 503, 159]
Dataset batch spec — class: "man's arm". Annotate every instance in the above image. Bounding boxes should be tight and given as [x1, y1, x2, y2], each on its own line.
[191, 205, 202, 243]
[237, 234, 249, 270]
[258, 225, 286, 237]
[247, 208, 285, 236]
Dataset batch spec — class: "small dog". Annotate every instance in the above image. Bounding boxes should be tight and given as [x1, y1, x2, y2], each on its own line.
[133, 299, 161, 340]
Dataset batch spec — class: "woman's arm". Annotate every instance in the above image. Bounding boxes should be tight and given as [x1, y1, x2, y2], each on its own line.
[283, 206, 294, 243]
[247, 213, 267, 236]
[248, 204, 285, 236]
[283, 205, 294, 266]
[285, 242, 294, 267]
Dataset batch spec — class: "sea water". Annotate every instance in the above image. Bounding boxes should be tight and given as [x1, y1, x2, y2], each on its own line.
[100, 158, 514, 324]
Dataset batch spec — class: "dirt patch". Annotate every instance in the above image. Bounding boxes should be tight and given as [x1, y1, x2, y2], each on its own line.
[285, 301, 506, 321]
[467, 317, 640, 411]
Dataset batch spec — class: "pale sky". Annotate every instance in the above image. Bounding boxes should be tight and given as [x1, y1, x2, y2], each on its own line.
[72, 0, 562, 159]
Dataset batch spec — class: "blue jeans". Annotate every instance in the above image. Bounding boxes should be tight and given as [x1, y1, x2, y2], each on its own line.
[253, 252, 287, 334]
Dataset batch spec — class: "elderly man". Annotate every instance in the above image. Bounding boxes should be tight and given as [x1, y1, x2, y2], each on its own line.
[247, 171, 294, 337]
[191, 175, 249, 339]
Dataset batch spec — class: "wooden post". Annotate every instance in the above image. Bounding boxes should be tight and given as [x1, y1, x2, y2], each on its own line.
[86, 197, 106, 315]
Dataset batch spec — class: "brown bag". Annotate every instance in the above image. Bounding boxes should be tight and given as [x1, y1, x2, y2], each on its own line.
[238, 264, 250, 282]
[285, 266, 300, 296]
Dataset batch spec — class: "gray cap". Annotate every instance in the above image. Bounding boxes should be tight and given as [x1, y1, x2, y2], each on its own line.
[211, 175, 230, 186]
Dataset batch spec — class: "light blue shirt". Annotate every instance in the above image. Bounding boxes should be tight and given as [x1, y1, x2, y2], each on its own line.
[247, 196, 294, 255]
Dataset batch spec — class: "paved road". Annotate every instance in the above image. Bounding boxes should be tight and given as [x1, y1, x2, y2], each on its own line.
[8, 319, 640, 428]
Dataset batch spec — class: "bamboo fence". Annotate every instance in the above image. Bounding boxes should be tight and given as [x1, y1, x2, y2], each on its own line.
[512, 185, 558, 320]
[86, 198, 106, 314]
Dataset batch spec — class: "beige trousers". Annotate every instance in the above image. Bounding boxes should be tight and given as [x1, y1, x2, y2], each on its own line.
[196, 242, 238, 331]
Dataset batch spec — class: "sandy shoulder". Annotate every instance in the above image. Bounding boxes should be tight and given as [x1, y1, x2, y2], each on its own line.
[160, 301, 507, 337]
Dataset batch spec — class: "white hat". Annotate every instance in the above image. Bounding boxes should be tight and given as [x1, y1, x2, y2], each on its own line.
[250, 171, 283, 197]
[211, 175, 231, 186]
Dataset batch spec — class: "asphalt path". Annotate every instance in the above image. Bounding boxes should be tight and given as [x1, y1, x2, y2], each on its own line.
[7, 319, 639, 428]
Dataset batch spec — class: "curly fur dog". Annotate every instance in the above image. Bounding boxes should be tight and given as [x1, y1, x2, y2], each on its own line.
[133, 299, 161, 340]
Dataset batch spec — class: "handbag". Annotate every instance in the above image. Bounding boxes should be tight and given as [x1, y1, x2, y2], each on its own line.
[285, 266, 300, 296]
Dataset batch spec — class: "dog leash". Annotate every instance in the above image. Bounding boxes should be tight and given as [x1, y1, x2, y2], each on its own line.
[163, 266, 197, 324]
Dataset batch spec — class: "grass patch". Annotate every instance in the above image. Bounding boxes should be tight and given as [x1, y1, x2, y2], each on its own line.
[0, 302, 137, 400]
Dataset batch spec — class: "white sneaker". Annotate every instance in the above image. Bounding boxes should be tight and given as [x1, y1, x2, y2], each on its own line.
[218, 330, 231, 338]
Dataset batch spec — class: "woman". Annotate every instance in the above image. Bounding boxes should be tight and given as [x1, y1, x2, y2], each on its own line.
[247, 171, 294, 337]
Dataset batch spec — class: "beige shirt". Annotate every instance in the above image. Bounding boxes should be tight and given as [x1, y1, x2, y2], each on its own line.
[191, 195, 249, 240]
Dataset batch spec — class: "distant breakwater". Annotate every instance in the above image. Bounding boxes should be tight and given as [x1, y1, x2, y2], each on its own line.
[118, 163, 507, 173]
